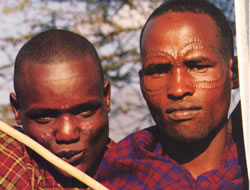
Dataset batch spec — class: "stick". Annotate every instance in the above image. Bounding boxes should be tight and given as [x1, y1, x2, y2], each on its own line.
[234, 0, 249, 178]
[0, 120, 109, 190]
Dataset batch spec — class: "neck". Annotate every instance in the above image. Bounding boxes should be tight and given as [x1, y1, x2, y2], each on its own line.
[161, 122, 228, 179]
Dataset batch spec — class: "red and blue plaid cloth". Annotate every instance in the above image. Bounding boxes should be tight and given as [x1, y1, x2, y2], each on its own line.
[0, 129, 114, 190]
[97, 126, 248, 190]
[0, 130, 86, 189]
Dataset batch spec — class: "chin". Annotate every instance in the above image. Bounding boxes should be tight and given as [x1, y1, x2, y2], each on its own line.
[59, 169, 75, 178]
[166, 128, 212, 144]
[56, 163, 87, 178]
[53, 165, 88, 188]
[172, 135, 204, 144]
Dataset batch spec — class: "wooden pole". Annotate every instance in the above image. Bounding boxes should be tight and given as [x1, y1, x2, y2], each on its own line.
[234, 0, 249, 178]
[0, 121, 109, 190]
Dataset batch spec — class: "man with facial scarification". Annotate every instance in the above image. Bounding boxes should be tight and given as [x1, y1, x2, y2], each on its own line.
[0, 29, 114, 189]
[96, 0, 248, 189]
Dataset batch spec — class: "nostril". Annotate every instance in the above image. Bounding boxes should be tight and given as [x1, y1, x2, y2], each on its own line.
[56, 136, 80, 145]
[168, 91, 192, 101]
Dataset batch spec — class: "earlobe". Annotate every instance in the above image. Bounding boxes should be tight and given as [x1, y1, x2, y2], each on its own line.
[103, 80, 111, 112]
[231, 56, 239, 89]
[10, 92, 22, 125]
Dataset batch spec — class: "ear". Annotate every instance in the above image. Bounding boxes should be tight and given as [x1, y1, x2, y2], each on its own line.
[139, 69, 144, 86]
[10, 92, 22, 125]
[103, 80, 111, 112]
[230, 56, 239, 89]
[139, 69, 146, 98]
[139, 69, 142, 79]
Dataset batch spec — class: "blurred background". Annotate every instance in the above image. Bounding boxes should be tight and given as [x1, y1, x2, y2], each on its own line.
[0, 0, 235, 142]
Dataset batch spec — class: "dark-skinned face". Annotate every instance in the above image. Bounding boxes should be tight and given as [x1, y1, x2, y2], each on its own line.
[10, 56, 110, 177]
[140, 12, 233, 143]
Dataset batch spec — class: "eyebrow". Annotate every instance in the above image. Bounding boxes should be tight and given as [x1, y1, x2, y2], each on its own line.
[25, 100, 102, 117]
[184, 56, 216, 65]
[144, 62, 171, 68]
[184, 57, 210, 63]
[143, 63, 172, 74]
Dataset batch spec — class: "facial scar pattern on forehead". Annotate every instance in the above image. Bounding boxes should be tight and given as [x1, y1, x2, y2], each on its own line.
[141, 39, 226, 96]
[142, 38, 204, 61]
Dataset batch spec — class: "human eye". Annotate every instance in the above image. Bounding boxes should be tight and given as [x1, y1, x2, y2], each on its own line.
[143, 63, 172, 77]
[35, 116, 54, 124]
[72, 102, 101, 118]
[79, 109, 96, 118]
[29, 113, 55, 124]
[185, 59, 212, 73]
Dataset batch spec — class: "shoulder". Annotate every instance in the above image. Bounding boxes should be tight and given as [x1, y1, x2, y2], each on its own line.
[0, 128, 25, 157]
[0, 128, 33, 189]
[225, 138, 249, 188]
[105, 126, 158, 159]
[96, 126, 170, 189]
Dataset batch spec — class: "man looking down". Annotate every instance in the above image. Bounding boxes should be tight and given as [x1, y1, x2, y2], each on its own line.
[0, 29, 112, 189]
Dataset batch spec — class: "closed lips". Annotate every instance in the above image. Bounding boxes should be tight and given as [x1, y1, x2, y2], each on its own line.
[56, 150, 84, 164]
[166, 106, 201, 121]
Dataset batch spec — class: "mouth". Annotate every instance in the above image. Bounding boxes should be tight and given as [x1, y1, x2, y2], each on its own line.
[166, 106, 201, 121]
[56, 150, 85, 166]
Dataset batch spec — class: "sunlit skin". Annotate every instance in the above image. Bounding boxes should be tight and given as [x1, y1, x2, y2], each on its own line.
[10, 56, 110, 180]
[140, 12, 234, 178]
[142, 44, 226, 96]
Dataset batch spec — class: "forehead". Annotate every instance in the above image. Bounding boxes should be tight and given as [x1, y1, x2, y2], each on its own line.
[18, 57, 103, 107]
[142, 12, 221, 55]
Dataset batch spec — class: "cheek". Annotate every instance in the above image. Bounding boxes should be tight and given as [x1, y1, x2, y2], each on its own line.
[88, 114, 109, 144]
[144, 96, 166, 122]
[79, 114, 108, 137]
[40, 131, 53, 140]
[24, 123, 54, 147]
[197, 83, 231, 119]
[60, 105, 70, 109]
[38, 130, 54, 148]
[145, 94, 164, 111]
[80, 121, 93, 135]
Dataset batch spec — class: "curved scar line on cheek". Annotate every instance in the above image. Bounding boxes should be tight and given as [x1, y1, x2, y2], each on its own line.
[194, 72, 224, 83]
[193, 83, 224, 89]
[142, 74, 225, 96]
[143, 81, 225, 97]
[142, 87, 165, 97]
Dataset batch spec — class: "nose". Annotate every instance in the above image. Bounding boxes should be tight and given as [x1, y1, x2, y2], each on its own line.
[55, 114, 80, 144]
[167, 68, 194, 100]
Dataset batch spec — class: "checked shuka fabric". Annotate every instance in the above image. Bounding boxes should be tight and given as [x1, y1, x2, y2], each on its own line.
[0, 129, 116, 190]
[97, 126, 248, 190]
[0, 130, 86, 190]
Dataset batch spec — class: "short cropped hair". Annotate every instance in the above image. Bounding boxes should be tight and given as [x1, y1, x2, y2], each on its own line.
[140, 0, 233, 59]
[14, 29, 103, 97]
